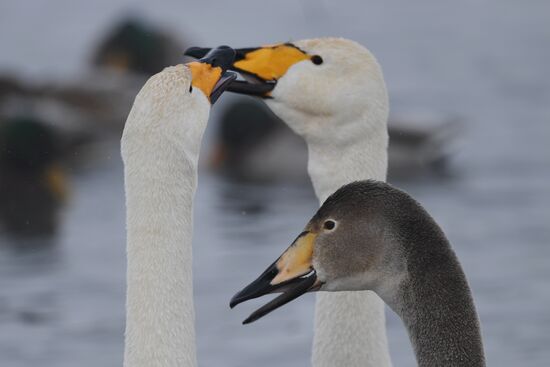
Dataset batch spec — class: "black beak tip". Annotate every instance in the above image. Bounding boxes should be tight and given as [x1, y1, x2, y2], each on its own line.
[229, 290, 248, 309]
[232, 270, 319, 325]
[209, 70, 237, 105]
[183, 46, 210, 59]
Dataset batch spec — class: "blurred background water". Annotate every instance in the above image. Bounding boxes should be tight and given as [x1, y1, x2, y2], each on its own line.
[0, 0, 549, 366]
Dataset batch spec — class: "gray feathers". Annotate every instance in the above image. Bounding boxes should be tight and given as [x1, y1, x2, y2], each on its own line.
[311, 180, 486, 366]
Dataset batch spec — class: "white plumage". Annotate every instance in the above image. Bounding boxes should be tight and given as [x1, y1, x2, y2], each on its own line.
[121, 65, 211, 367]
[264, 38, 393, 367]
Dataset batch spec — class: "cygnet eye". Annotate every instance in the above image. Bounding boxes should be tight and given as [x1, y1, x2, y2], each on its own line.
[189, 85, 193, 93]
[323, 220, 336, 231]
[311, 55, 323, 65]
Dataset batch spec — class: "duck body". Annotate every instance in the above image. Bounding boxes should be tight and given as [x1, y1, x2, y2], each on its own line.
[0, 117, 67, 236]
[0, 70, 145, 138]
[387, 116, 461, 178]
[211, 104, 459, 182]
[211, 98, 308, 182]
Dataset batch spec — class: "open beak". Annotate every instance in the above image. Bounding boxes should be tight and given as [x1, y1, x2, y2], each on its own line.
[230, 231, 322, 324]
[185, 43, 314, 98]
[186, 45, 237, 104]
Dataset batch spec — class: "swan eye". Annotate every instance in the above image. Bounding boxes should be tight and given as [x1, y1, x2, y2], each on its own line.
[323, 220, 336, 231]
[189, 85, 193, 93]
[311, 55, 323, 65]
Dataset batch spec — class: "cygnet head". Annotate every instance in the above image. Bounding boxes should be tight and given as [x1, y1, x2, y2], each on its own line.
[186, 38, 388, 141]
[230, 180, 447, 324]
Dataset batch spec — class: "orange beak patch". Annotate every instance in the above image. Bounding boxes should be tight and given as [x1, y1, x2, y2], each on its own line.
[234, 44, 312, 81]
[271, 232, 316, 285]
[187, 61, 223, 100]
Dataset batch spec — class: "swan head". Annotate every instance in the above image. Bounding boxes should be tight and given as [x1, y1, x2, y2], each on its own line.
[130, 45, 236, 112]
[185, 38, 388, 139]
[121, 46, 237, 161]
[230, 180, 420, 324]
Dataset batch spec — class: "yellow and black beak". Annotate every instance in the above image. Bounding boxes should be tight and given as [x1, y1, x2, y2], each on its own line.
[187, 45, 238, 104]
[185, 43, 315, 98]
[230, 231, 322, 324]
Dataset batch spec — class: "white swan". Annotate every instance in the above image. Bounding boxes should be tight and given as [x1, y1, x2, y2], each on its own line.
[187, 38, 392, 367]
[121, 47, 235, 367]
[231, 180, 486, 367]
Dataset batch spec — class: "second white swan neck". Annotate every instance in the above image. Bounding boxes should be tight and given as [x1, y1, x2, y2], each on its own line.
[307, 113, 391, 367]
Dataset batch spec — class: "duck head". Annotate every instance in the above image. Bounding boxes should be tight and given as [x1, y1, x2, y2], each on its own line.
[185, 38, 388, 138]
[230, 180, 412, 324]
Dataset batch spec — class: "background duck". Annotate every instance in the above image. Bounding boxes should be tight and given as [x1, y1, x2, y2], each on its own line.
[93, 17, 187, 77]
[0, 116, 68, 237]
[0, 17, 192, 239]
[210, 97, 462, 183]
[0, 17, 187, 142]
[209, 98, 308, 182]
[0, 72, 142, 141]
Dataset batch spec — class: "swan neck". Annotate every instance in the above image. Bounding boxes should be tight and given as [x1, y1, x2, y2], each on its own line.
[123, 146, 199, 367]
[306, 113, 391, 367]
[306, 114, 388, 203]
[392, 246, 486, 367]
[122, 85, 204, 366]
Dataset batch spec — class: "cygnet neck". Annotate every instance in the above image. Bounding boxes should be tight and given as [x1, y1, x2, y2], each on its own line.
[385, 238, 486, 367]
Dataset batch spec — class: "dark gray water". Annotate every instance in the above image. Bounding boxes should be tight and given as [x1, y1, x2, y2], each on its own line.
[1, 0, 549, 366]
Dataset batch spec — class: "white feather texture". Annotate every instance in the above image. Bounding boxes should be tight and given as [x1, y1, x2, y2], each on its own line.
[121, 65, 209, 367]
[265, 38, 392, 367]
